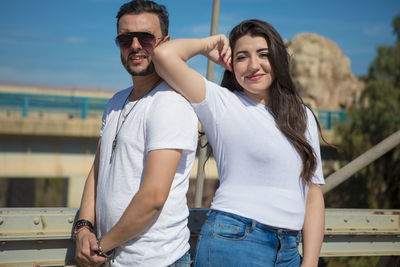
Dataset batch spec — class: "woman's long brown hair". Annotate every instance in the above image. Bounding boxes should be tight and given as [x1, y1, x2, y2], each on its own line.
[221, 19, 322, 183]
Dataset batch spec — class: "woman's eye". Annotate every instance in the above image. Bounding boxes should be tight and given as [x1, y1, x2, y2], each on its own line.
[260, 53, 269, 58]
[235, 56, 246, 61]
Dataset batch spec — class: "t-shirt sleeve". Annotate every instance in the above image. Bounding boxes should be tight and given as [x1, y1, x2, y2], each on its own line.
[145, 90, 198, 153]
[99, 107, 108, 137]
[99, 97, 115, 137]
[191, 76, 233, 132]
[306, 107, 325, 185]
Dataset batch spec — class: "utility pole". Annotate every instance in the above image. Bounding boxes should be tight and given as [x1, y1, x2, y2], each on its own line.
[194, 0, 220, 208]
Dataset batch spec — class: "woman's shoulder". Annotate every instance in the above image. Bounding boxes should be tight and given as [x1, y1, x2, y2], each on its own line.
[306, 105, 318, 117]
[202, 76, 238, 99]
[303, 105, 320, 134]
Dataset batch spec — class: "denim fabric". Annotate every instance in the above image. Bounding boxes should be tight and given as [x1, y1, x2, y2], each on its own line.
[168, 251, 191, 267]
[193, 210, 301, 267]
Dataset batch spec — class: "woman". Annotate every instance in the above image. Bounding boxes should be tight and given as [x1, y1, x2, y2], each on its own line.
[153, 19, 325, 267]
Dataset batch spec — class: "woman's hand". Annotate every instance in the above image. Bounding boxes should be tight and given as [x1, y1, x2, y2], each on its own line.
[201, 34, 232, 71]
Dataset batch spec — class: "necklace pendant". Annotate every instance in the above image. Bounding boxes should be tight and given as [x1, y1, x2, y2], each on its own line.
[112, 139, 117, 149]
[109, 139, 117, 164]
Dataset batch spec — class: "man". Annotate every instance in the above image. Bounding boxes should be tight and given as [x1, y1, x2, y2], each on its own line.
[74, 1, 198, 266]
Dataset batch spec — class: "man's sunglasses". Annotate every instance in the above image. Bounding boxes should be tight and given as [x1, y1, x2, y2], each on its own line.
[114, 32, 162, 50]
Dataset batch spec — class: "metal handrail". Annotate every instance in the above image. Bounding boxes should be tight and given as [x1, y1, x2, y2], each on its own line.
[0, 92, 345, 128]
[0, 92, 108, 119]
[0, 208, 399, 266]
[322, 130, 400, 194]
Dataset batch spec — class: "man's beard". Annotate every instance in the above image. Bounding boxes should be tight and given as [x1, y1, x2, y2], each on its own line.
[121, 54, 155, 76]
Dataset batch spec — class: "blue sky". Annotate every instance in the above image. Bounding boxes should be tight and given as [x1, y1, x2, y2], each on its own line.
[0, 0, 398, 91]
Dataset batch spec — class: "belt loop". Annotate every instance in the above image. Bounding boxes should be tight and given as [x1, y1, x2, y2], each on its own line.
[250, 220, 256, 232]
[297, 231, 303, 243]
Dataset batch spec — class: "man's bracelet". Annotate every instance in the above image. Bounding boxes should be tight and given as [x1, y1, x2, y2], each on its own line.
[72, 219, 95, 240]
[95, 239, 115, 260]
[72, 225, 92, 240]
[73, 219, 94, 232]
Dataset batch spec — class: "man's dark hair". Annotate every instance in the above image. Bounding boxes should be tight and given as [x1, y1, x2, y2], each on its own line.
[116, 0, 169, 36]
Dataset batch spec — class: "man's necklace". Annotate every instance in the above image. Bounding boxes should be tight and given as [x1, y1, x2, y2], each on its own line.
[109, 93, 140, 164]
[109, 78, 162, 164]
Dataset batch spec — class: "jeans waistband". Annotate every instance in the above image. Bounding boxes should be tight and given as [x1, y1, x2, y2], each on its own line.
[208, 209, 300, 236]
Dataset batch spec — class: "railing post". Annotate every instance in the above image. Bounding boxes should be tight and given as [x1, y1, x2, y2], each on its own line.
[326, 110, 332, 130]
[194, 0, 220, 208]
[81, 98, 88, 119]
[22, 95, 29, 118]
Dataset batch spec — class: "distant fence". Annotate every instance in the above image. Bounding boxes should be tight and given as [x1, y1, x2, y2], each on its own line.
[0, 92, 345, 130]
[0, 92, 108, 119]
[317, 109, 346, 130]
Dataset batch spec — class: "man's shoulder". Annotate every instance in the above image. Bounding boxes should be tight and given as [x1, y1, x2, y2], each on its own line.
[146, 82, 197, 123]
[105, 87, 132, 108]
[151, 82, 190, 105]
[111, 87, 132, 101]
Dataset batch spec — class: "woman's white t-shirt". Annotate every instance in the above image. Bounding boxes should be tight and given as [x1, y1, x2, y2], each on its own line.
[192, 77, 324, 231]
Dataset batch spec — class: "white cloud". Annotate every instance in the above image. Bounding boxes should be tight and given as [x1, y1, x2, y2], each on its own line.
[180, 24, 210, 37]
[65, 36, 85, 44]
[344, 47, 374, 56]
[0, 66, 19, 77]
[363, 24, 391, 38]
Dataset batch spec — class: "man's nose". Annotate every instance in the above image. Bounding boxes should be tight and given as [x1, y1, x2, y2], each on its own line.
[130, 37, 142, 50]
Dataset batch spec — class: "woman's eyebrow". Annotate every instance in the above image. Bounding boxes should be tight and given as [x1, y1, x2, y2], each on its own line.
[257, 48, 269, 53]
[235, 47, 269, 56]
[234, 50, 248, 56]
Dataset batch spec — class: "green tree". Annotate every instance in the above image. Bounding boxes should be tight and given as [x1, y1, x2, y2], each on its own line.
[322, 14, 400, 267]
[326, 14, 400, 209]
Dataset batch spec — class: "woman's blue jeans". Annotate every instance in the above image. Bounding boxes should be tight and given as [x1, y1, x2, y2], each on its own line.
[168, 251, 191, 267]
[168, 252, 190, 267]
[193, 210, 302, 267]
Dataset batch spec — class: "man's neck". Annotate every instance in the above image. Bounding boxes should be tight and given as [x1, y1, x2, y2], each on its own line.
[130, 73, 162, 101]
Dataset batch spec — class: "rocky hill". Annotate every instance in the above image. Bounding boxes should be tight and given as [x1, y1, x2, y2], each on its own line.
[287, 33, 364, 110]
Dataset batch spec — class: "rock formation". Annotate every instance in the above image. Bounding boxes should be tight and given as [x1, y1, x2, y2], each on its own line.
[287, 33, 364, 110]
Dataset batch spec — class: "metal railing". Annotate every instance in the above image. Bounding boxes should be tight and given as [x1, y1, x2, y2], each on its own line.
[317, 109, 346, 130]
[0, 92, 345, 130]
[0, 208, 399, 266]
[0, 92, 108, 119]
[323, 130, 400, 194]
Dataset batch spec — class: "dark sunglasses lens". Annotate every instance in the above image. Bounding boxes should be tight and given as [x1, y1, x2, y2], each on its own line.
[117, 35, 133, 48]
[116, 33, 157, 49]
[137, 33, 156, 48]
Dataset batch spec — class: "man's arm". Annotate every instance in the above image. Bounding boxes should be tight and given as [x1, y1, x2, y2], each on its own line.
[97, 148, 183, 253]
[75, 139, 107, 266]
[301, 184, 325, 267]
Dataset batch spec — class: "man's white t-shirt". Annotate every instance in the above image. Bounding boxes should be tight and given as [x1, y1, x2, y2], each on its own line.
[192, 77, 324, 231]
[96, 82, 198, 266]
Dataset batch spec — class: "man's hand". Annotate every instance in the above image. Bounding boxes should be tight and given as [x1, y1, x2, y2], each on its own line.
[75, 229, 108, 267]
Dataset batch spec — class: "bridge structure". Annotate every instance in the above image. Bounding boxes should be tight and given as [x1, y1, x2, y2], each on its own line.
[1, 85, 399, 266]
[0, 85, 343, 208]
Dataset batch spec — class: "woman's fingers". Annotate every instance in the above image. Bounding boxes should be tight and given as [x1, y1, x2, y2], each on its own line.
[218, 34, 232, 70]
